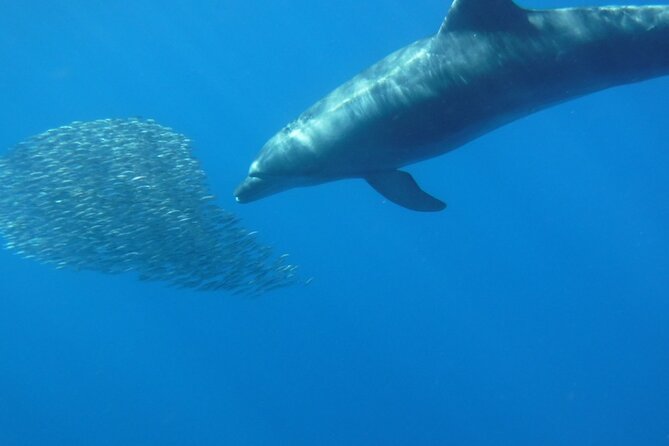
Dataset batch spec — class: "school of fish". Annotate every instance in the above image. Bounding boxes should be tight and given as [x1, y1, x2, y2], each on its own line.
[0, 118, 298, 294]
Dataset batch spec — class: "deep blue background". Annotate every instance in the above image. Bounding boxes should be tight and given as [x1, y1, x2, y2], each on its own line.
[1, 1, 668, 444]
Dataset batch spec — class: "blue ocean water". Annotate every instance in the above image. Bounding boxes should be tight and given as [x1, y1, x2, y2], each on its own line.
[0, 0, 668, 444]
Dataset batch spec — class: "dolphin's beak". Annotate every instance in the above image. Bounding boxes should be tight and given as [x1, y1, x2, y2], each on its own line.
[234, 176, 263, 203]
[234, 175, 289, 203]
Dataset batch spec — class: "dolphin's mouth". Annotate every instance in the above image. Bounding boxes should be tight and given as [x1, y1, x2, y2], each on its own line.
[234, 176, 263, 203]
[234, 175, 289, 203]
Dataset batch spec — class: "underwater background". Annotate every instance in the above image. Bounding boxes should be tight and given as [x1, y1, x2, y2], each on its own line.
[0, 0, 668, 444]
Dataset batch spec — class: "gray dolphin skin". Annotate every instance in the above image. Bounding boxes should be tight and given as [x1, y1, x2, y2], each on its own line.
[235, 0, 669, 211]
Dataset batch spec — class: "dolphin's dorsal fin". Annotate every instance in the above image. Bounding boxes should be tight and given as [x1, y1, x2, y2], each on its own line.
[366, 170, 446, 212]
[440, 0, 529, 33]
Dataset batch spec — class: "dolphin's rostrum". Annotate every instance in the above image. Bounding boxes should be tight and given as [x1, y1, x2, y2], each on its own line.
[235, 0, 669, 211]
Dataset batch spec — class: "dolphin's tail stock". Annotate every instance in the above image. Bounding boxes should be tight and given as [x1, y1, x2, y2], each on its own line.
[0, 118, 297, 295]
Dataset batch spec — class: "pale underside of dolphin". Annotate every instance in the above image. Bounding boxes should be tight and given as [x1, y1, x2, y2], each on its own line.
[235, 0, 669, 211]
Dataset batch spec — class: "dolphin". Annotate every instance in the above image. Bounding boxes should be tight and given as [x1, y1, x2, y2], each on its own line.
[235, 0, 669, 211]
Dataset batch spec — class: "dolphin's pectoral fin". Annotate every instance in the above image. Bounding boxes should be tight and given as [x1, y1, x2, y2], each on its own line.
[365, 170, 446, 212]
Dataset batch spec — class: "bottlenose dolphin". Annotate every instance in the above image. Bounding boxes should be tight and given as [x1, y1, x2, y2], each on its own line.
[235, 0, 669, 211]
